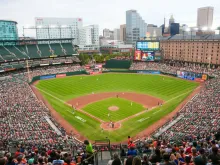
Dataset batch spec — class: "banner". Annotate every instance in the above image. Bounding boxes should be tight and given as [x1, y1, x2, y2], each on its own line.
[56, 74, 66, 78]
[40, 74, 56, 80]
[202, 74, 208, 80]
[134, 50, 141, 60]
[40, 64, 49, 66]
[137, 70, 160, 74]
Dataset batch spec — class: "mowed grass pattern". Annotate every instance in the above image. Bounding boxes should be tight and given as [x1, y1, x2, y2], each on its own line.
[82, 98, 145, 122]
[35, 73, 199, 142]
[36, 74, 199, 101]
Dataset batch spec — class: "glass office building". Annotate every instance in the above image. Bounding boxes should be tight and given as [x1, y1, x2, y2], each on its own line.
[0, 20, 18, 40]
[126, 10, 147, 45]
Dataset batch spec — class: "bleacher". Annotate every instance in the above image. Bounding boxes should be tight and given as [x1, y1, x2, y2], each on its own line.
[0, 43, 77, 61]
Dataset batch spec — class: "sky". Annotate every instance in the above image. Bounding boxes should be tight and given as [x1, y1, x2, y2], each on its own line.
[0, 0, 220, 37]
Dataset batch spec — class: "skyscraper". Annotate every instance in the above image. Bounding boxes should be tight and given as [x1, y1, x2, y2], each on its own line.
[114, 28, 120, 40]
[103, 28, 114, 40]
[126, 10, 147, 45]
[79, 25, 99, 46]
[120, 24, 126, 42]
[35, 17, 83, 45]
[197, 7, 214, 28]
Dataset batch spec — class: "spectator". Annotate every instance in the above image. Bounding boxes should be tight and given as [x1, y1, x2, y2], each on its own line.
[194, 148, 207, 165]
[208, 147, 220, 165]
[52, 154, 64, 165]
[142, 154, 152, 165]
[108, 153, 119, 165]
[149, 148, 162, 163]
[127, 147, 137, 156]
[132, 157, 141, 165]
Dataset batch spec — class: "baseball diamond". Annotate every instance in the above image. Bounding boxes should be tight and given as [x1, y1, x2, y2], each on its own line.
[34, 73, 199, 142]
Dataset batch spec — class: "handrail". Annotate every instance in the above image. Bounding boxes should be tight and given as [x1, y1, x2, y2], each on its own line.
[76, 150, 99, 165]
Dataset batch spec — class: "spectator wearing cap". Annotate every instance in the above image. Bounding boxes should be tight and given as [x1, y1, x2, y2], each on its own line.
[159, 153, 176, 165]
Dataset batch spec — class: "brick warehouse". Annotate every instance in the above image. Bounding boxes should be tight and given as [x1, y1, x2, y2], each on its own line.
[160, 35, 220, 66]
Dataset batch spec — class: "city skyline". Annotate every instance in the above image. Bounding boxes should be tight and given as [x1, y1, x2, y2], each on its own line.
[1, 0, 220, 37]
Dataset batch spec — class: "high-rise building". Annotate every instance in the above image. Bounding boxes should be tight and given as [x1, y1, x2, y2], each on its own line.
[169, 15, 175, 25]
[170, 23, 180, 36]
[114, 28, 120, 40]
[35, 17, 83, 44]
[120, 24, 126, 42]
[147, 24, 162, 37]
[79, 25, 99, 46]
[0, 20, 18, 41]
[197, 7, 214, 28]
[126, 10, 147, 45]
[103, 28, 114, 40]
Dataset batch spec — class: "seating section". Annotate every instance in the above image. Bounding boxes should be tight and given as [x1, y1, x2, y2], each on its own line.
[38, 44, 51, 57]
[26, 45, 41, 59]
[50, 43, 64, 55]
[6, 46, 29, 60]
[0, 43, 77, 61]
[62, 43, 76, 55]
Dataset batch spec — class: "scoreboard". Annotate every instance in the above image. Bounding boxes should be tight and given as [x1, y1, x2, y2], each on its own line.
[134, 41, 160, 61]
[136, 41, 160, 51]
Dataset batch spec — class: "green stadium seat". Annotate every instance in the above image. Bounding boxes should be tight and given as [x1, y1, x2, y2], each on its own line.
[6, 45, 29, 60]
[50, 43, 64, 56]
[62, 43, 76, 55]
[0, 46, 18, 61]
[27, 45, 41, 59]
[38, 44, 51, 57]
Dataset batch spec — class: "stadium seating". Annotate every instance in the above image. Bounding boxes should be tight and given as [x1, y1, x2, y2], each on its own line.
[50, 43, 64, 56]
[62, 43, 76, 55]
[26, 44, 41, 58]
[38, 44, 51, 57]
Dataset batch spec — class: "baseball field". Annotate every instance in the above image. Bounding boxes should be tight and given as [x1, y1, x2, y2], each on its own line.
[34, 73, 199, 142]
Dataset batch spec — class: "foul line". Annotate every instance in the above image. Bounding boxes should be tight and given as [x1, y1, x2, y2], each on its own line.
[32, 85, 104, 123]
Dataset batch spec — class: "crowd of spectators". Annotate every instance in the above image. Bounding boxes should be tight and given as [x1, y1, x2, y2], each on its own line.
[130, 62, 220, 77]
[0, 61, 220, 165]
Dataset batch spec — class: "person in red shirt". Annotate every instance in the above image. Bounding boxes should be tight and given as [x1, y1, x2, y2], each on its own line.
[128, 141, 135, 149]
[128, 136, 131, 145]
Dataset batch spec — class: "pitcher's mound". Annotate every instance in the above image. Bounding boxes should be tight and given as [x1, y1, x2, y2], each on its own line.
[108, 106, 119, 111]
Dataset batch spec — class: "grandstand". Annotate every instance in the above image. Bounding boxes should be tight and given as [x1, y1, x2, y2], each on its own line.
[0, 38, 79, 71]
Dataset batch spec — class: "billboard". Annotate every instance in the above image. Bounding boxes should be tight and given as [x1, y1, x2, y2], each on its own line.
[136, 41, 160, 51]
[40, 74, 56, 80]
[177, 71, 208, 81]
[141, 51, 154, 61]
[134, 50, 142, 60]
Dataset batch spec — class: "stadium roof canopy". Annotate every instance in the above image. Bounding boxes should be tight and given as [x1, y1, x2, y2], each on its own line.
[0, 38, 75, 42]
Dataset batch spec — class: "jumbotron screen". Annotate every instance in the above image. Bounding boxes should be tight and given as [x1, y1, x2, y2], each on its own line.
[136, 41, 160, 51]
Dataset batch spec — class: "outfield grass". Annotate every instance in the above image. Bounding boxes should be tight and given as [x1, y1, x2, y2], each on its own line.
[36, 74, 198, 101]
[82, 98, 145, 122]
[36, 73, 199, 142]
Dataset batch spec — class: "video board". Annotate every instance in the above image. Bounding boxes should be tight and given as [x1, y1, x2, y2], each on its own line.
[134, 50, 155, 61]
[177, 71, 208, 82]
[136, 41, 160, 51]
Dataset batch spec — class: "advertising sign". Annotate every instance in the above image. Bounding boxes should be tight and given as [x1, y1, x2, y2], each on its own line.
[141, 51, 155, 61]
[56, 74, 66, 78]
[137, 70, 160, 74]
[40, 74, 56, 80]
[136, 41, 160, 51]
[134, 50, 142, 60]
